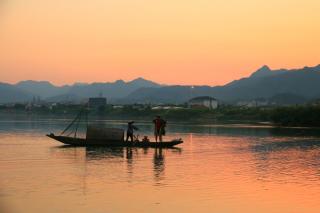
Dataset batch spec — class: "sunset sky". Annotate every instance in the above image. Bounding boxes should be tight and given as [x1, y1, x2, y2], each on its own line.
[0, 0, 319, 86]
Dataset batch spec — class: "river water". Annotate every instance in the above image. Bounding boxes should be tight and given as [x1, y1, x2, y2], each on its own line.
[1, 119, 320, 213]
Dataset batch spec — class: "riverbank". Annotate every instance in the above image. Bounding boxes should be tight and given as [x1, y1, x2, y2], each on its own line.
[1, 105, 320, 127]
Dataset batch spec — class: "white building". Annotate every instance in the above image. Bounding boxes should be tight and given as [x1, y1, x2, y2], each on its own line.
[151, 106, 184, 110]
[188, 96, 218, 109]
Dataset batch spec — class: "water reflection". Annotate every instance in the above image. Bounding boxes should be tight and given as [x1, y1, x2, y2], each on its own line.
[153, 148, 165, 182]
[252, 139, 320, 152]
[246, 138, 320, 184]
[2, 117, 320, 138]
[125, 147, 134, 177]
[51, 145, 182, 185]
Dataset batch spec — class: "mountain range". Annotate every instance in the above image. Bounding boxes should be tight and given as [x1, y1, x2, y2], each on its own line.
[1, 64, 320, 104]
[0, 78, 161, 104]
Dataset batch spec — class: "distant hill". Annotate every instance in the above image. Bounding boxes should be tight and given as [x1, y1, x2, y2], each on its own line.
[16, 80, 69, 98]
[66, 78, 161, 100]
[0, 83, 33, 103]
[219, 64, 320, 101]
[123, 64, 320, 104]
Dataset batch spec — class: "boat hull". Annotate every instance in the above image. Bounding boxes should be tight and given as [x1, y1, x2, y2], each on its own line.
[46, 134, 183, 148]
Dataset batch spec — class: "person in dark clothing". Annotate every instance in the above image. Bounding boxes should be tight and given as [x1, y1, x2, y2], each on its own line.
[126, 121, 138, 142]
[153, 116, 166, 142]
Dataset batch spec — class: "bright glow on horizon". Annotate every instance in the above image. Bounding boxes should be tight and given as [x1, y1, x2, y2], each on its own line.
[0, 0, 320, 86]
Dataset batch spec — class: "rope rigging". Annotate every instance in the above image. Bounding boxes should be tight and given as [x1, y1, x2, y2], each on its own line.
[60, 107, 88, 138]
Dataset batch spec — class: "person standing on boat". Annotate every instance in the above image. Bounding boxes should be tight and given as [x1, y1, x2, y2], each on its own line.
[153, 116, 166, 142]
[126, 121, 138, 142]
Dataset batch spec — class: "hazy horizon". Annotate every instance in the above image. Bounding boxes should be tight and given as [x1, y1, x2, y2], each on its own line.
[2, 63, 320, 87]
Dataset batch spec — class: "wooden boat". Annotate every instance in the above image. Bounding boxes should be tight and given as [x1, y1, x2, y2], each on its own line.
[46, 108, 183, 148]
[47, 133, 183, 148]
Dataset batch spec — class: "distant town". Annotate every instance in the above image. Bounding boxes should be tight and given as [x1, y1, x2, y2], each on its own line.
[1, 94, 320, 127]
[1, 92, 320, 112]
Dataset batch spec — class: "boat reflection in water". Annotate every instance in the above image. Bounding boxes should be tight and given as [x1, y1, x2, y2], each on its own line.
[51, 145, 182, 186]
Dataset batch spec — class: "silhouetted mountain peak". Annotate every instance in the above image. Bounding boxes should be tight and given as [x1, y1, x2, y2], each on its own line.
[309, 64, 320, 71]
[250, 65, 271, 78]
[114, 79, 125, 84]
[130, 77, 146, 83]
[124, 63, 320, 104]
[128, 77, 160, 87]
[260, 65, 271, 70]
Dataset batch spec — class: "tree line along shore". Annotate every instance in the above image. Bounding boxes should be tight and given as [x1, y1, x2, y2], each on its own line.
[1, 103, 320, 127]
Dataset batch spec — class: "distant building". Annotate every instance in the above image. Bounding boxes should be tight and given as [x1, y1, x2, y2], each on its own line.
[236, 99, 269, 107]
[88, 97, 107, 110]
[112, 105, 124, 109]
[188, 96, 218, 109]
[151, 106, 184, 110]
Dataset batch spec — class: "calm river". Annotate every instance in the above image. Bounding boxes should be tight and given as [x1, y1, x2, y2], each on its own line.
[1, 119, 320, 212]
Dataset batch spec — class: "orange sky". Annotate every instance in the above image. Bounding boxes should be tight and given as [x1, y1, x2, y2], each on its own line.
[0, 0, 320, 86]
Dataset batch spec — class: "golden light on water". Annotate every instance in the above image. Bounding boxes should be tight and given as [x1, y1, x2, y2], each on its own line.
[1, 123, 320, 212]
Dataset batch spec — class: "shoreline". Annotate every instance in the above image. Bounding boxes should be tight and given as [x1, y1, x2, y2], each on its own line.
[2, 112, 320, 130]
[1, 104, 320, 127]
